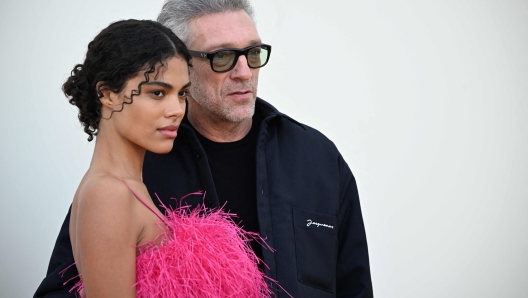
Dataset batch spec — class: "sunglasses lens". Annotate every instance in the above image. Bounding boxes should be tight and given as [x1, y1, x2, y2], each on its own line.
[212, 50, 236, 72]
[210, 45, 271, 72]
[247, 45, 269, 68]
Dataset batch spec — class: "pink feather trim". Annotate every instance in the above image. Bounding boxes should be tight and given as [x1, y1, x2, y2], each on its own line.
[134, 202, 273, 298]
[67, 193, 290, 297]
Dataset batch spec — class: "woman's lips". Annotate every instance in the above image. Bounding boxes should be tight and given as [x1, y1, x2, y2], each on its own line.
[158, 125, 178, 138]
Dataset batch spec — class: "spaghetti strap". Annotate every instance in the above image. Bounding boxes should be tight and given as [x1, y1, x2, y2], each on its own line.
[117, 177, 166, 222]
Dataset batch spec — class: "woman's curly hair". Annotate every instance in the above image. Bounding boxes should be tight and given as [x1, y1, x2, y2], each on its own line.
[63, 19, 192, 141]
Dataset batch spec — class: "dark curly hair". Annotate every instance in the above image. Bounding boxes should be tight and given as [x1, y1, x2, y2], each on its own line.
[63, 19, 192, 141]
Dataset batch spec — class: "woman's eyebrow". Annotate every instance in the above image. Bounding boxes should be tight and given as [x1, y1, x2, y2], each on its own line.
[181, 82, 191, 89]
[144, 81, 173, 89]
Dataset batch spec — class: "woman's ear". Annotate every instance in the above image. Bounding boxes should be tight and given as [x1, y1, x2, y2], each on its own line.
[96, 82, 114, 109]
[97, 82, 121, 120]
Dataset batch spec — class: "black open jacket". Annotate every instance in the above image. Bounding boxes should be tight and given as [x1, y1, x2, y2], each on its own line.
[35, 98, 373, 297]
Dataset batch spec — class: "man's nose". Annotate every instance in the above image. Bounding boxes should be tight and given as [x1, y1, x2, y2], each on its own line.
[229, 55, 252, 80]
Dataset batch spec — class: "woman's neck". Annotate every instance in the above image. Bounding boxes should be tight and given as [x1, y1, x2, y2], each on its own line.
[88, 129, 145, 181]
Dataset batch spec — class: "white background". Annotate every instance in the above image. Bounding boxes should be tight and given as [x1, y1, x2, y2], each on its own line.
[1, 0, 527, 297]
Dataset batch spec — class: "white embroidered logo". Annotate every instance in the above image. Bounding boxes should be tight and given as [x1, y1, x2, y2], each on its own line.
[306, 219, 334, 229]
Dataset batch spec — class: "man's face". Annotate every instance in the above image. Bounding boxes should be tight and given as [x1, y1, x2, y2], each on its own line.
[187, 10, 261, 123]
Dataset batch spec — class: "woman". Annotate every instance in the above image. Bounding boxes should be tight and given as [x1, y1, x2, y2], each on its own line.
[65, 20, 270, 297]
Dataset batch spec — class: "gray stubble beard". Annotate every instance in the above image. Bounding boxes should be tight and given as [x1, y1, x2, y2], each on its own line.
[190, 76, 258, 123]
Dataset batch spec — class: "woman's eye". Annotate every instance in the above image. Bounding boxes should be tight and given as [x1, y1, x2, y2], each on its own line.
[152, 90, 164, 97]
[178, 90, 188, 97]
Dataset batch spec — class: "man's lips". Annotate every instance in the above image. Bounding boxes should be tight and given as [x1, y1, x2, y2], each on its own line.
[226, 90, 252, 100]
[158, 125, 179, 138]
[227, 90, 251, 95]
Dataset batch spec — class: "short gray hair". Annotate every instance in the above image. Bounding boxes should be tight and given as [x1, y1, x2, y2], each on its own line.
[157, 0, 255, 45]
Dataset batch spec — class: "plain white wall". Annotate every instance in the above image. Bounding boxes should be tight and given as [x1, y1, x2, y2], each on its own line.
[1, 0, 527, 297]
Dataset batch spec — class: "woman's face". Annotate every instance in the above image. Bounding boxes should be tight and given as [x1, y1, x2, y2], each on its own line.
[110, 56, 190, 154]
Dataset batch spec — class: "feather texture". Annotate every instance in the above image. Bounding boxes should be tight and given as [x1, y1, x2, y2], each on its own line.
[67, 194, 279, 297]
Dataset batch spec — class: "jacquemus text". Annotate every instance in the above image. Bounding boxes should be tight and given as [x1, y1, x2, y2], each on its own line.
[306, 219, 334, 229]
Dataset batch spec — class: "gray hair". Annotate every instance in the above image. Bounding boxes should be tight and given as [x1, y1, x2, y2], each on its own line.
[157, 0, 255, 45]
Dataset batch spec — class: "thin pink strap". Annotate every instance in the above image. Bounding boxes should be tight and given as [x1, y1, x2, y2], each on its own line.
[118, 178, 166, 222]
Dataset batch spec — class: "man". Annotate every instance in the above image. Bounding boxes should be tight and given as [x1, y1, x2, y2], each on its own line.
[35, 0, 372, 297]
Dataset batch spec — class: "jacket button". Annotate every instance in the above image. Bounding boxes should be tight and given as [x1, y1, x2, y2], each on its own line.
[195, 153, 201, 160]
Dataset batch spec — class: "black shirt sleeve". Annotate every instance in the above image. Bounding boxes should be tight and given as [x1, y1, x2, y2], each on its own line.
[336, 155, 373, 297]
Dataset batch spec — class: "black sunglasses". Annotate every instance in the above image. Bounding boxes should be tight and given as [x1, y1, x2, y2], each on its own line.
[188, 44, 272, 73]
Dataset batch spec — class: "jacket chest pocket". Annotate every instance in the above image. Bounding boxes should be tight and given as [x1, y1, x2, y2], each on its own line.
[293, 207, 338, 293]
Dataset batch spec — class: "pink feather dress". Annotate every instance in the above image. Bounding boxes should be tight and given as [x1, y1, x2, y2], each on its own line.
[69, 179, 274, 298]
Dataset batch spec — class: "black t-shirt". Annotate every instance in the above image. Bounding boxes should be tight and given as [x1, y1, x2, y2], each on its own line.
[193, 111, 263, 261]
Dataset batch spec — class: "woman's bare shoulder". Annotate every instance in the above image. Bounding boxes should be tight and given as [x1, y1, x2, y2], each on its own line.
[74, 175, 139, 228]
[72, 175, 139, 298]
[78, 175, 131, 202]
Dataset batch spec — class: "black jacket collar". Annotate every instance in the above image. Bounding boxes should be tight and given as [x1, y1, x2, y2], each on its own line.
[179, 97, 305, 135]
